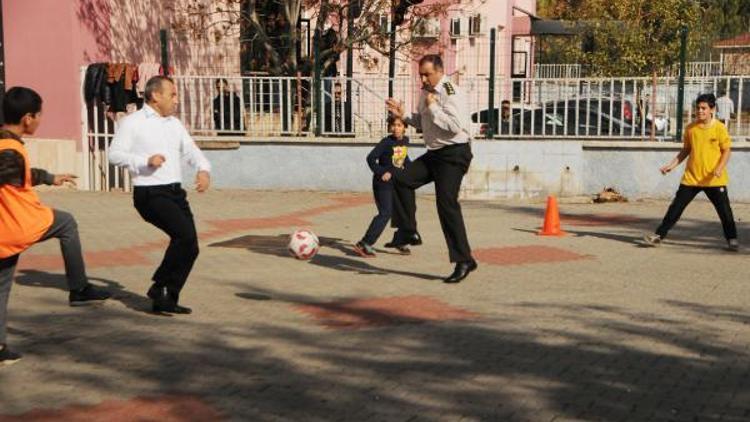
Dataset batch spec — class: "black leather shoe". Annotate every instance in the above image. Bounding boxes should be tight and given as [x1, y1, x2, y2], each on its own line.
[148, 285, 192, 314]
[443, 260, 478, 284]
[153, 302, 193, 314]
[385, 231, 422, 248]
[146, 284, 163, 300]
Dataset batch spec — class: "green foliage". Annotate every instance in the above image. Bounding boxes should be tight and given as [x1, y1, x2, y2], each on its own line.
[538, 0, 750, 76]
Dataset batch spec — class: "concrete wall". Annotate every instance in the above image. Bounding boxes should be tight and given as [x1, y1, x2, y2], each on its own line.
[190, 140, 750, 202]
[584, 143, 750, 200]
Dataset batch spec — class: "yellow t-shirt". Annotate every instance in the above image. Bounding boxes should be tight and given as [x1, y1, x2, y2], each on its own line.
[681, 120, 731, 187]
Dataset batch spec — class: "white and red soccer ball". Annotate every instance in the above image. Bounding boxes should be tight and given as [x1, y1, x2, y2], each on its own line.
[288, 229, 320, 260]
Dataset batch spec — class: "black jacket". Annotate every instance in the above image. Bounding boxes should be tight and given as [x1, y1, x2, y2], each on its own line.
[83, 63, 111, 105]
[366, 135, 411, 186]
[0, 130, 55, 187]
[213, 93, 243, 132]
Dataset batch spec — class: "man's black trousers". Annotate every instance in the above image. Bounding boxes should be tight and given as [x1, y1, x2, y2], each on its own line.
[391, 143, 473, 263]
[133, 184, 199, 298]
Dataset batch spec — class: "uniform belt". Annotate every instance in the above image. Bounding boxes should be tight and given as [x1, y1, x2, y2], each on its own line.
[430, 142, 470, 152]
[134, 183, 182, 191]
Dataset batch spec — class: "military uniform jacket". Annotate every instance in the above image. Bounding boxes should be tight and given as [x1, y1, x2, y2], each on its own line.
[406, 75, 472, 150]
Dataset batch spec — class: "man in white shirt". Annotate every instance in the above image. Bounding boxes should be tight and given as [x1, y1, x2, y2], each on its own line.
[386, 55, 477, 284]
[110, 76, 211, 314]
[716, 91, 734, 128]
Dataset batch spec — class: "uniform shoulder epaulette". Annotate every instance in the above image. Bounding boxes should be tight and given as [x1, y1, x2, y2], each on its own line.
[443, 82, 455, 95]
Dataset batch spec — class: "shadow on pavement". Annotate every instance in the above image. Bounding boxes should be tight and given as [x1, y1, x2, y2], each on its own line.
[210, 233, 442, 281]
[3, 288, 749, 420]
[14, 270, 153, 315]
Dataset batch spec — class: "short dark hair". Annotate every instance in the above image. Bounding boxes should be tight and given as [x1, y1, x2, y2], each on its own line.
[387, 114, 408, 129]
[696, 93, 716, 108]
[144, 76, 174, 102]
[419, 54, 443, 70]
[216, 78, 229, 87]
[501, 100, 511, 106]
[2, 87, 43, 125]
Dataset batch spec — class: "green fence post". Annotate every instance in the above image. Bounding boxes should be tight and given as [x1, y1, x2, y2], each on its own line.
[675, 26, 688, 141]
[487, 28, 497, 139]
[314, 28, 322, 136]
[160, 29, 170, 75]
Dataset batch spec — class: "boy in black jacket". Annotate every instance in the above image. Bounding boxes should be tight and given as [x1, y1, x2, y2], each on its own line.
[354, 116, 413, 257]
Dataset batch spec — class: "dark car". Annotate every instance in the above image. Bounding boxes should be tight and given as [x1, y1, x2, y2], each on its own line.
[472, 99, 667, 137]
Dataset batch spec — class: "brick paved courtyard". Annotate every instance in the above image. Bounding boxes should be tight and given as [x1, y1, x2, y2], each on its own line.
[1, 190, 749, 421]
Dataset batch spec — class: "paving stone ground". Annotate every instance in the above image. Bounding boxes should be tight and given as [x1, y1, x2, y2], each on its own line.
[1, 189, 749, 421]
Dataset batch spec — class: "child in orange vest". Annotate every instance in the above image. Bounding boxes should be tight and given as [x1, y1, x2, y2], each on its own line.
[0, 87, 111, 366]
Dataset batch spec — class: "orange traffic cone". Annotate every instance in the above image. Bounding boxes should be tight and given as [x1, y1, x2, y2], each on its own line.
[538, 195, 566, 236]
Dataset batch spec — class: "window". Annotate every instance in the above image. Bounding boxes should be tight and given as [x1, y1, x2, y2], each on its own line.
[413, 18, 440, 38]
[468, 14, 483, 36]
[379, 14, 389, 34]
[450, 18, 462, 38]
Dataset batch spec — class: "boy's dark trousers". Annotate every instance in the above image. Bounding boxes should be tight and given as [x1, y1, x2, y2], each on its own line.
[656, 184, 737, 240]
[133, 184, 199, 301]
[362, 183, 394, 245]
[1, 209, 88, 345]
[391, 143, 473, 263]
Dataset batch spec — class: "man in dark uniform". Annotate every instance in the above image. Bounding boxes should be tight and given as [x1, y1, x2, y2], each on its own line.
[385, 55, 477, 283]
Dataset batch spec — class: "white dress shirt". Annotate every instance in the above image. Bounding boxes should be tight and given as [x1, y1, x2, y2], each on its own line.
[109, 105, 211, 186]
[405, 75, 471, 150]
[716, 95, 734, 121]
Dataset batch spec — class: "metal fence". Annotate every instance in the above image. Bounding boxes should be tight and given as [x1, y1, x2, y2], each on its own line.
[170, 73, 749, 141]
[473, 75, 749, 140]
[81, 68, 750, 191]
[533, 64, 582, 79]
[535, 62, 726, 79]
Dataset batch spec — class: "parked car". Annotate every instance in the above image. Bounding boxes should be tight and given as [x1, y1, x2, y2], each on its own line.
[472, 99, 669, 137]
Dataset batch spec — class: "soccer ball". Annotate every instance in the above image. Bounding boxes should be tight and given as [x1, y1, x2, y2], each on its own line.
[288, 229, 320, 260]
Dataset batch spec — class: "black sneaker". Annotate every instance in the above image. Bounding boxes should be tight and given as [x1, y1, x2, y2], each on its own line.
[384, 231, 422, 248]
[395, 245, 411, 255]
[69, 284, 112, 306]
[0, 345, 21, 366]
[642, 234, 662, 247]
[354, 241, 376, 257]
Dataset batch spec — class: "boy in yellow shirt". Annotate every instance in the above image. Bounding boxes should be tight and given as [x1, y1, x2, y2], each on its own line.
[644, 93, 738, 250]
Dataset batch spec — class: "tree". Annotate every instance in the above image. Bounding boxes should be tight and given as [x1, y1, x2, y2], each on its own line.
[171, 0, 458, 76]
[538, 0, 750, 75]
[695, 0, 750, 59]
[550, 0, 701, 77]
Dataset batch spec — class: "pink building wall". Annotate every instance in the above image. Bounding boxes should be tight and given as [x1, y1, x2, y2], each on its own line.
[2, 0, 532, 142]
[2, 0, 240, 143]
[337, 0, 537, 80]
[3, 0, 111, 142]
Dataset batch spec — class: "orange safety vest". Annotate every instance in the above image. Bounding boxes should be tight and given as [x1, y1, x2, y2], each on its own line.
[0, 138, 54, 258]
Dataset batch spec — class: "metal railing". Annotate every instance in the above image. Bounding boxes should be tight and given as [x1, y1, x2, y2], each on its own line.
[81, 68, 750, 190]
[471, 75, 749, 140]
[666, 61, 724, 77]
[173, 75, 310, 137]
[533, 64, 582, 79]
[80, 69, 131, 191]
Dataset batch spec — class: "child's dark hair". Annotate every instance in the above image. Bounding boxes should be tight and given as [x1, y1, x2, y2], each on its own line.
[2, 87, 43, 125]
[387, 114, 408, 129]
[696, 93, 716, 108]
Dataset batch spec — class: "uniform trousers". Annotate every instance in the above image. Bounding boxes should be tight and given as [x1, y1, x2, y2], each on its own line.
[391, 143, 473, 263]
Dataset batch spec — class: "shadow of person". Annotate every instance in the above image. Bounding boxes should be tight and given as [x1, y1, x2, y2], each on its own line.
[13, 269, 154, 314]
[210, 233, 442, 281]
[235, 292, 273, 301]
